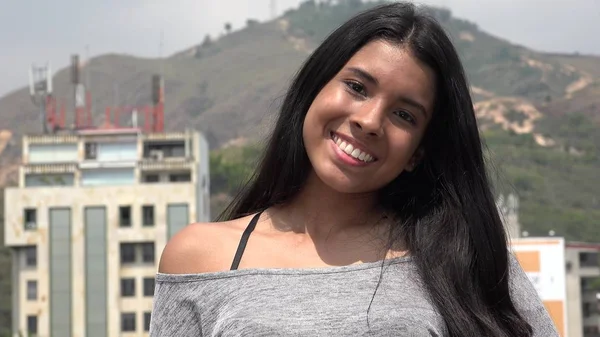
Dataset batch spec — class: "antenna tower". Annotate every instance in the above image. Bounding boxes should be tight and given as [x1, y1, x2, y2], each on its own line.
[28, 63, 53, 133]
[85, 45, 93, 121]
[270, 0, 277, 19]
[71, 54, 92, 129]
[159, 30, 165, 75]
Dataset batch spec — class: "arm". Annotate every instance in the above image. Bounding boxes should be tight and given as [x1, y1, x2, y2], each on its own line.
[150, 220, 239, 336]
[508, 252, 560, 337]
[149, 279, 203, 336]
[150, 224, 213, 336]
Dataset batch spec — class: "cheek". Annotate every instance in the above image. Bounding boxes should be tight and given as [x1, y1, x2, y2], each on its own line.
[308, 86, 348, 121]
[302, 91, 341, 142]
[384, 132, 421, 171]
[302, 107, 319, 146]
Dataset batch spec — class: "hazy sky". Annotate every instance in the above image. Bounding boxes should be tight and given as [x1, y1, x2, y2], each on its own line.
[0, 0, 598, 97]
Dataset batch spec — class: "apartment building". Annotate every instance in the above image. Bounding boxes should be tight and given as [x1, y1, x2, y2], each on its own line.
[565, 242, 600, 337]
[3, 128, 210, 337]
[512, 237, 600, 337]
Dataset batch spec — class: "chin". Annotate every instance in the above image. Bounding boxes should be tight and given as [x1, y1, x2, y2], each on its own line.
[312, 164, 381, 195]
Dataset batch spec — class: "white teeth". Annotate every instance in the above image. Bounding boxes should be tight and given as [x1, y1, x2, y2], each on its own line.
[344, 144, 354, 155]
[331, 133, 374, 163]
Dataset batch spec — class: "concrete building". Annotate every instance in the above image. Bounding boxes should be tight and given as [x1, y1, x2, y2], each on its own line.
[511, 237, 600, 337]
[497, 193, 521, 241]
[565, 242, 600, 337]
[3, 128, 210, 337]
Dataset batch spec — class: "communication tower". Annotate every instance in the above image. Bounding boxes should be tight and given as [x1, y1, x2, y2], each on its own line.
[28, 63, 53, 133]
[71, 54, 93, 129]
[270, 0, 277, 19]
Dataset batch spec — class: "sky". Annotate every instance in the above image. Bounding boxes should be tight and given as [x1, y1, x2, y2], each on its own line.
[0, 0, 598, 98]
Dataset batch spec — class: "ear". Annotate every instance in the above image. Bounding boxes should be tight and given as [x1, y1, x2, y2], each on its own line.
[405, 147, 425, 172]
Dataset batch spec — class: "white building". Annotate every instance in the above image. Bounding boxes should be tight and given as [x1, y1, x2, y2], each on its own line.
[512, 237, 600, 337]
[3, 128, 210, 337]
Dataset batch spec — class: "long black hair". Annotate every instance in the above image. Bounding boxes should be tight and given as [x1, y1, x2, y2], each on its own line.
[219, 2, 532, 336]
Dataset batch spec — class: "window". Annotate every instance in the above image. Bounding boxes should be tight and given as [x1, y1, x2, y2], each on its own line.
[24, 209, 37, 230]
[121, 313, 136, 332]
[169, 172, 191, 182]
[142, 243, 155, 263]
[585, 325, 600, 334]
[119, 206, 131, 227]
[144, 312, 151, 331]
[143, 277, 155, 297]
[583, 302, 592, 317]
[144, 142, 185, 159]
[25, 246, 37, 267]
[27, 280, 37, 300]
[120, 243, 135, 264]
[27, 315, 37, 334]
[580, 252, 599, 268]
[144, 174, 159, 183]
[85, 142, 97, 160]
[121, 278, 135, 297]
[142, 206, 154, 227]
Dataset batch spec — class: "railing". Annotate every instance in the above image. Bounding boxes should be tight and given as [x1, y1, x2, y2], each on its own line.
[23, 163, 77, 174]
[26, 134, 78, 144]
[138, 157, 194, 171]
[141, 132, 188, 141]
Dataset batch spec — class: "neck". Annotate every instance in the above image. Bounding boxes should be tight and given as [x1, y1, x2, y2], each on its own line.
[271, 171, 385, 241]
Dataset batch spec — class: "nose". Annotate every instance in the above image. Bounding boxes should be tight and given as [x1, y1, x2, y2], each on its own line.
[349, 101, 384, 137]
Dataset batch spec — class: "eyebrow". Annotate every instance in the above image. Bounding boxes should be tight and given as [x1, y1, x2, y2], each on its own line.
[347, 67, 378, 86]
[346, 67, 429, 118]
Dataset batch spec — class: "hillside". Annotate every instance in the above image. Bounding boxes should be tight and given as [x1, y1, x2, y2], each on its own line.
[0, 0, 599, 240]
[0, 19, 310, 149]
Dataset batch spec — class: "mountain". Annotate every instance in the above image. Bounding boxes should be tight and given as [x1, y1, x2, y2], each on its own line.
[0, 0, 599, 239]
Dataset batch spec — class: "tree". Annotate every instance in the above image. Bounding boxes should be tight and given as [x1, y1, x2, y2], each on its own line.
[246, 19, 259, 28]
[201, 34, 212, 48]
[224, 23, 232, 34]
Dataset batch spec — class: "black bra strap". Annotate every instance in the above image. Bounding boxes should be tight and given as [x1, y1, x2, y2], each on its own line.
[230, 211, 262, 270]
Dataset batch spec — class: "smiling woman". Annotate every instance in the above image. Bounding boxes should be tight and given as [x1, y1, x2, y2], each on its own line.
[150, 2, 558, 337]
[303, 41, 434, 193]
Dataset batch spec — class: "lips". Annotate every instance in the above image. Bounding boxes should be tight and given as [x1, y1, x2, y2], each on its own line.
[330, 132, 376, 163]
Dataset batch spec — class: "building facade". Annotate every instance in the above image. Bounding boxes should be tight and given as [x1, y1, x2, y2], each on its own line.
[565, 242, 600, 337]
[4, 128, 210, 337]
[512, 237, 600, 337]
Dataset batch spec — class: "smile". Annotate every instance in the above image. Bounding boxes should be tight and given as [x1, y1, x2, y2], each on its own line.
[330, 132, 376, 164]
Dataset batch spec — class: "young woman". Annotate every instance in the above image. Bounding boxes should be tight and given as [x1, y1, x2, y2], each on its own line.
[150, 2, 558, 336]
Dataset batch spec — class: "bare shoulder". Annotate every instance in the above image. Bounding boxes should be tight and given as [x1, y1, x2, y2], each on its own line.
[158, 214, 255, 274]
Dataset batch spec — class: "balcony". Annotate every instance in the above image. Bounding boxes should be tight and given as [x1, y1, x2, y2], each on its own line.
[80, 140, 138, 169]
[80, 160, 137, 169]
[138, 157, 194, 171]
[141, 132, 187, 141]
[23, 163, 77, 174]
[25, 134, 78, 145]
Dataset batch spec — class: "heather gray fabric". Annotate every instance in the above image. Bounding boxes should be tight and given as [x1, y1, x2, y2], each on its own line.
[150, 252, 558, 336]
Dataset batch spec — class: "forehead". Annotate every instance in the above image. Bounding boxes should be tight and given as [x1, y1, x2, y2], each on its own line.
[342, 40, 436, 113]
